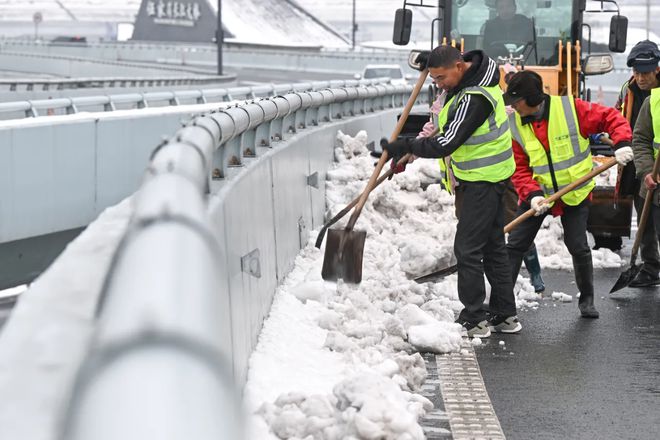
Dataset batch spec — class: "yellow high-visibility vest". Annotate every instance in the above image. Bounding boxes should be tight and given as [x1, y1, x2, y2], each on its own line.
[436, 85, 514, 183]
[650, 88, 660, 159]
[509, 95, 594, 206]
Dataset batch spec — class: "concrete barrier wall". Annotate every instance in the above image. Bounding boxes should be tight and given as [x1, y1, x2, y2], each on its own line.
[0, 79, 408, 290]
[0, 112, 183, 243]
[59, 81, 426, 436]
[0, 81, 404, 244]
[0, 80, 428, 439]
[207, 113, 398, 384]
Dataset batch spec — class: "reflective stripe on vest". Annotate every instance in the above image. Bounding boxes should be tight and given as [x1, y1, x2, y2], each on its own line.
[651, 88, 660, 159]
[463, 113, 510, 145]
[619, 80, 630, 117]
[451, 148, 513, 171]
[541, 177, 592, 196]
[528, 98, 592, 175]
[438, 157, 453, 194]
[512, 95, 594, 206]
[437, 84, 514, 183]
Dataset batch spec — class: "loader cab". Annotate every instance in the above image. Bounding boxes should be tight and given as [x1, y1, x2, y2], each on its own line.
[445, 0, 577, 66]
[394, 0, 627, 95]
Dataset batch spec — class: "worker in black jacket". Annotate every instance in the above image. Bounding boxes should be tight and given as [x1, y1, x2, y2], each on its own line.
[382, 45, 520, 338]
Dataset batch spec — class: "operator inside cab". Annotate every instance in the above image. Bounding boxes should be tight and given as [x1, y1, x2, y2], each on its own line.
[482, 0, 535, 61]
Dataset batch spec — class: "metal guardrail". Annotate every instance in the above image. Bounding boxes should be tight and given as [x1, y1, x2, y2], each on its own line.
[0, 39, 411, 76]
[0, 38, 409, 59]
[0, 78, 400, 118]
[57, 80, 422, 438]
[0, 75, 234, 92]
[0, 48, 220, 75]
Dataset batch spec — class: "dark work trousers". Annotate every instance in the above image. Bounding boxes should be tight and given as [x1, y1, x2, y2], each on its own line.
[454, 180, 516, 324]
[502, 180, 540, 262]
[507, 199, 592, 282]
[634, 195, 660, 276]
[651, 203, 660, 247]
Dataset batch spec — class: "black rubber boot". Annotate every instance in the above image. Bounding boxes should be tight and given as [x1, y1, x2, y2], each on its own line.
[573, 253, 599, 319]
[523, 246, 545, 293]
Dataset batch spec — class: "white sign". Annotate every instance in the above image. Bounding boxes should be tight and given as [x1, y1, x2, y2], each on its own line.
[145, 0, 202, 27]
[33, 12, 43, 24]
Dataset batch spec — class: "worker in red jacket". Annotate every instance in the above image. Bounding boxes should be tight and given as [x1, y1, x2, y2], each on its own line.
[503, 71, 634, 319]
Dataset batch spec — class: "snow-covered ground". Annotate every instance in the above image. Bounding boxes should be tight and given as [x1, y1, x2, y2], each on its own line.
[244, 130, 624, 439]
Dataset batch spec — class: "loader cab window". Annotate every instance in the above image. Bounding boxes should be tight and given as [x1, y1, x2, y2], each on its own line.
[450, 0, 574, 66]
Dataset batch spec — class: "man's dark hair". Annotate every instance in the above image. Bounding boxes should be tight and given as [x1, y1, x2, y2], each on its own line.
[427, 45, 463, 69]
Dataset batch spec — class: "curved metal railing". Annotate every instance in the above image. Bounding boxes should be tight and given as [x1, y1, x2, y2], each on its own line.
[58, 79, 424, 439]
[0, 78, 402, 118]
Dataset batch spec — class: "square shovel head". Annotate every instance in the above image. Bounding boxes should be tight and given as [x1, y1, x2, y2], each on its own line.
[610, 263, 641, 293]
[321, 228, 367, 283]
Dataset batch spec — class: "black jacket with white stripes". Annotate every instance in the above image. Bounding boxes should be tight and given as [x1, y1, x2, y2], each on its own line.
[410, 50, 499, 159]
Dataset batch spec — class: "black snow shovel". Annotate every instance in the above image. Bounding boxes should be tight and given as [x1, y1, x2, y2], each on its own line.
[321, 70, 429, 283]
[415, 156, 620, 284]
[610, 151, 660, 293]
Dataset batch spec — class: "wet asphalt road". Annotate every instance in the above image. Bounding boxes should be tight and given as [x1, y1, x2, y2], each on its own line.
[477, 267, 660, 440]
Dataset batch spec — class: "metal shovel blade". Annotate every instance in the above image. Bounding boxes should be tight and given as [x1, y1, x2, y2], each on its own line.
[321, 228, 367, 283]
[610, 263, 642, 293]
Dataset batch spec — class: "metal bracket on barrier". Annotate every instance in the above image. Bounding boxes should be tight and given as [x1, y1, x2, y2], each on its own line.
[307, 172, 319, 189]
[241, 249, 261, 278]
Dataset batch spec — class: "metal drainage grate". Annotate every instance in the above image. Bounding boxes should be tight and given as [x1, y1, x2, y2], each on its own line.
[435, 345, 506, 440]
[419, 352, 453, 439]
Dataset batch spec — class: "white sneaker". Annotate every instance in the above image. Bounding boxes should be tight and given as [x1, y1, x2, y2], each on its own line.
[457, 319, 491, 338]
[488, 315, 522, 333]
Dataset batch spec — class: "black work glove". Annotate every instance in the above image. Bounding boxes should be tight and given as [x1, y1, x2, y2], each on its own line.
[380, 137, 412, 178]
[413, 50, 430, 71]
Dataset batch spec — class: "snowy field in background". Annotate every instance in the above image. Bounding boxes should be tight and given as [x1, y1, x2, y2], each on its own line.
[245, 130, 624, 439]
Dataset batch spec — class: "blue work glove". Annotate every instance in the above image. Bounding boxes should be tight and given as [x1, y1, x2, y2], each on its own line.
[589, 133, 608, 145]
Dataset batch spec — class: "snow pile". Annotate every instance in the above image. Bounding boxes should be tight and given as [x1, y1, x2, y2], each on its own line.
[551, 292, 573, 303]
[533, 215, 623, 270]
[523, 156, 624, 270]
[246, 130, 540, 439]
[246, 130, 624, 439]
[257, 372, 432, 440]
[593, 158, 618, 187]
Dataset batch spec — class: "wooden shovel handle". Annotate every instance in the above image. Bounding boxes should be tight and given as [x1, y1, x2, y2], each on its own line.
[314, 153, 413, 248]
[630, 150, 660, 262]
[503, 156, 619, 233]
[345, 70, 429, 231]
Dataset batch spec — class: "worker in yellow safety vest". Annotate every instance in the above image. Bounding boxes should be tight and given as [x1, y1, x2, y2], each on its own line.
[504, 71, 634, 319]
[631, 88, 660, 282]
[381, 45, 520, 338]
[614, 40, 660, 287]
